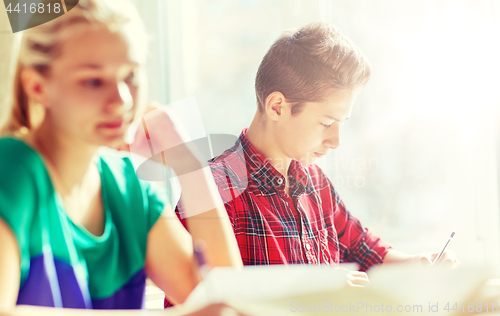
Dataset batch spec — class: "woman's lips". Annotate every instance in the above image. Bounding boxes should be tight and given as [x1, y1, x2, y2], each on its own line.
[314, 152, 327, 158]
[99, 120, 124, 129]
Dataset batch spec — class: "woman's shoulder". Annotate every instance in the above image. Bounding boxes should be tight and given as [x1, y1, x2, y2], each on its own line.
[0, 137, 44, 172]
[97, 147, 137, 179]
[97, 148, 167, 186]
[97, 148, 168, 232]
[0, 136, 37, 156]
[0, 137, 45, 237]
[97, 148, 154, 195]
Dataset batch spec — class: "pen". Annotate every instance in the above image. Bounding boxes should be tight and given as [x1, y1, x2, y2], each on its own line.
[432, 232, 455, 266]
[194, 239, 210, 280]
[194, 239, 218, 301]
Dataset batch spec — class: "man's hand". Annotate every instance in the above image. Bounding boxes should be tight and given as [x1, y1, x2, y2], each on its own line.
[346, 271, 370, 287]
[383, 249, 461, 269]
[412, 250, 461, 268]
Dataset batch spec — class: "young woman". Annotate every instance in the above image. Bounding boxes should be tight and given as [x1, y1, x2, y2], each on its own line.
[0, 0, 243, 314]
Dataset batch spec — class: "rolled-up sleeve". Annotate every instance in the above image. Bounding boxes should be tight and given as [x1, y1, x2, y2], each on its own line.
[330, 183, 391, 271]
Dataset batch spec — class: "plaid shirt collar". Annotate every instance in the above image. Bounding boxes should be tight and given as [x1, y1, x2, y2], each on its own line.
[237, 128, 310, 196]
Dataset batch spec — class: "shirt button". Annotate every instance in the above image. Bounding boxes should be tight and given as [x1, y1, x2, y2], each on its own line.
[277, 178, 283, 185]
[305, 243, 311, 251]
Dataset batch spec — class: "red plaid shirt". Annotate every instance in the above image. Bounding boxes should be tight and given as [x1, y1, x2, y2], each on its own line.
[176, 129, 390, 270]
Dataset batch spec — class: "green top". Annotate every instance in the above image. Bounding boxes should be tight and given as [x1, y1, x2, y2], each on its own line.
[0, 137, 167, 308]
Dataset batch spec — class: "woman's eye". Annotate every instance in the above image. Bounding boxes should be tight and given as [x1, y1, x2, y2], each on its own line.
[321, 123, 332, 128]
[82, 79, 103, 88]
[125, 71, 138, 85]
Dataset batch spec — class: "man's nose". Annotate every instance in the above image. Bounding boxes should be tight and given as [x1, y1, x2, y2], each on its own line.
[324, 124, 341, 149]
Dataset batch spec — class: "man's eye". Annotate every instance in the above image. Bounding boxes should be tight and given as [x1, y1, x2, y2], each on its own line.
[82, 79, 103, 88]
[321, 123, 332, 128]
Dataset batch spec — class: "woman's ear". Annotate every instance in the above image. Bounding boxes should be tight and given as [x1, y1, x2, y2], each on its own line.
[264, 91, 289, 122]
[21, 68, 50, 109]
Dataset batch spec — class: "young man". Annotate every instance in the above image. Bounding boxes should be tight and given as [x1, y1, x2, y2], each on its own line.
[175, 22, 459, 271]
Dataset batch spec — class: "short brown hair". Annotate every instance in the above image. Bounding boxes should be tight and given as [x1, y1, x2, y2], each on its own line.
[255, 22, 371, 115]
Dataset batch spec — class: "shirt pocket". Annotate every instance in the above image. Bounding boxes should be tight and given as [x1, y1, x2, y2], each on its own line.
[316, 226, 340, 265]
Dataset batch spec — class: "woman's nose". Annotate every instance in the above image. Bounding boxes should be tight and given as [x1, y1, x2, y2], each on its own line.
[106, 82, 133, 114]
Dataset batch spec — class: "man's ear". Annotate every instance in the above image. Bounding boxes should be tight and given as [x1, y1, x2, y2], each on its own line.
[21, 68, 50, 109]
[264, 91, 288, 122]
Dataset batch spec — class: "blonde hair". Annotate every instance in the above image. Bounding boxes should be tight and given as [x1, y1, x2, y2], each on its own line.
[1, 0, 148, 135]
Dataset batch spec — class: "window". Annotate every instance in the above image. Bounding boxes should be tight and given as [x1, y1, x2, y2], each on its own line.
[132, 0, 500, 266]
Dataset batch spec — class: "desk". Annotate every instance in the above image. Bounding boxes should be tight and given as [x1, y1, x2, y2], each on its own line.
[145, 279, 165, 310]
